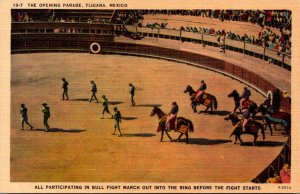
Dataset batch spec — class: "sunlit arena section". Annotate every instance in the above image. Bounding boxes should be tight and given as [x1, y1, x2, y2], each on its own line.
[11, 9, 291, 183]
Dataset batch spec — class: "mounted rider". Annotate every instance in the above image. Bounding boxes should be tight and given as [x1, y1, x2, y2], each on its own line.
[166, 102, 178, 131]
[241, 106, 251, 132]
[194, 80, 207, 102]
[239, 87, 251, 109]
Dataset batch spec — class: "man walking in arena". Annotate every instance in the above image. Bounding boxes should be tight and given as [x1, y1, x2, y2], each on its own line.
[129, 83, 136, 106]
[20, 104, 34, 130]
[42, 103, 51, 132]
[112, 107, 122, 136]
[89, 80, 99, 103]
[101, 95, 113, 119]
[61, 78, 69, 100]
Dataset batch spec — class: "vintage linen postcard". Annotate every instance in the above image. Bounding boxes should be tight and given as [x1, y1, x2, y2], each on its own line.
[0, 0, 299, 193]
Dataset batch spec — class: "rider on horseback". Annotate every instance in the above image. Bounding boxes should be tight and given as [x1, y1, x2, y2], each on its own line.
[166, 102, 179, 131]
[194, 80, 207, 102]
[239, 87, 251, 109]
[242, 106, 251, 132]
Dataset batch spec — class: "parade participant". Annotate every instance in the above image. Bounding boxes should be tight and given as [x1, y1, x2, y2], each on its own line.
[129, 83, 136, 106]
[42, 103, 50, 132]
[194, 80, 207, 102]
[166, 102, 179, 130]
[20, 104, 33, 130]
[89, 80, 99, 103]
[61, 78, 69, 100]
[101, 95, 113, 119]
[240, 87, 251, 109]
[112, 107, 122, 136]
[241, 106, 251, 132]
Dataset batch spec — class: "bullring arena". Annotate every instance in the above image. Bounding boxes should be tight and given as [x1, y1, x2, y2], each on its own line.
[10, 9, 291, 183]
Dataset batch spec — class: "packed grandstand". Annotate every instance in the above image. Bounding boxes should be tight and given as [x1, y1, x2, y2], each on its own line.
[12, 9, 291, 56]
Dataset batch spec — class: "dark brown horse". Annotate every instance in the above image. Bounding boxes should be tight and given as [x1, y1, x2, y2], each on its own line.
[184, 85, 218, 113]
[150, 106, 194, 144]
[228, 90, 258, 117]
[224, 113, 265, 146]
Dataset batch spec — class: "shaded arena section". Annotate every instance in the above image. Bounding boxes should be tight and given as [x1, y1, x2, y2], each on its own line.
[11, 53, 287, 182]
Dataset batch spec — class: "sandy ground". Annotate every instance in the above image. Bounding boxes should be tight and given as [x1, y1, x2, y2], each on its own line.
[11, 53, 287, 182]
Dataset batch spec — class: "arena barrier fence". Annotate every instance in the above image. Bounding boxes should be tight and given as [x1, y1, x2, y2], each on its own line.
[252, 137, 291, 183]
[123, 25, 291, 71]
[11, 22, 291, 71]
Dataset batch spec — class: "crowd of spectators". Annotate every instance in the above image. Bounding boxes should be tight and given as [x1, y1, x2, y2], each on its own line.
[267, 163, 291, 183]
[136, 10, 291, 31]
[140, 21, 291, 55]
[12, 11, 111, 24]
[12, 12, 34, 22]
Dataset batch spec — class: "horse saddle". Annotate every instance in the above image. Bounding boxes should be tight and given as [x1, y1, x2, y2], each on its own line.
[194, 91, 207, 103]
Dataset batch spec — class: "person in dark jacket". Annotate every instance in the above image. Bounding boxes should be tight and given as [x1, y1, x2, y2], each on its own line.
[20, 104, 34, 130]
[89, 80, 99, 103]
[101, 95, 113, 119]
[112, 107, 122, 136]
[61, 78, 69, 100]
[42, 103, 50, 132]
[194, 80, 207, 102]
[129, 83, 136, 106]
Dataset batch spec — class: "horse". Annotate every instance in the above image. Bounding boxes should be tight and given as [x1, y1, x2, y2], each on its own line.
[228, 90, 258, 117]
[257, 104, 290, 135]
[150, 106, 194, 144]
[224, 113, 265, 146]
[184, 85, 218, 113]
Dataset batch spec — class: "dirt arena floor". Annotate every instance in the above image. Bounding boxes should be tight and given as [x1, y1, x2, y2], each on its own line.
[11, 53, 288, 182]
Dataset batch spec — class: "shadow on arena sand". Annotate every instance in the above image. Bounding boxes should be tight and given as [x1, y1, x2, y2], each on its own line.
[31, 128, 86, 133]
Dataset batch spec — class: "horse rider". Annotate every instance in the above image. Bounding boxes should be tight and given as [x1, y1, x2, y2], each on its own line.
[194, 80, 207, 102]
[166, 102, 179, 131]
[240, 87, 251, 109]
[20, 104, 34, 130]
[241, 105, 251, 132]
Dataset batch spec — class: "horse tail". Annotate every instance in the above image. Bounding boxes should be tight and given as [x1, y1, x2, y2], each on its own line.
[187, 119, 194, 133]
[213, 96, 218, 110]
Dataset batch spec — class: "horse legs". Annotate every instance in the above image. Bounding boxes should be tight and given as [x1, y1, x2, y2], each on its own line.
[160, 130, 164, 142]
[185, 133, 189, 144]
[192, 103, 197, 113]
[177, 133, 183, 142]
[267, 122, 273, 136]
[238, 134, 244, 145]
[234, 135, 238, 144]
[253, 134, 258, 146]
[165, 130, 173, 141]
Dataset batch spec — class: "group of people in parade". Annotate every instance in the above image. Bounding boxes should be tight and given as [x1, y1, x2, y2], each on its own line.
[19, 78, 136, 137]
[20, 76, 277, 138]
